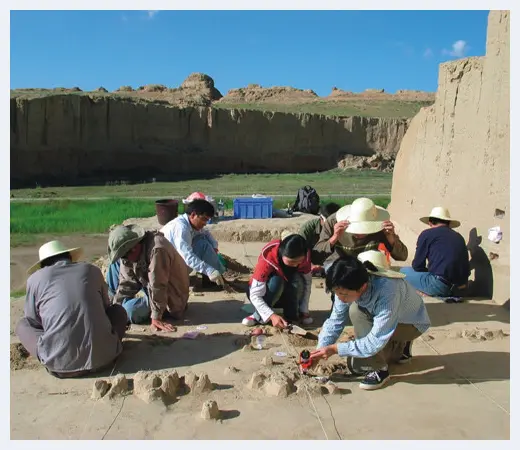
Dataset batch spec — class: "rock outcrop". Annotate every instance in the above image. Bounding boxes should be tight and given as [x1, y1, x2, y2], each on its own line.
[389, 11, 510, 305]
[10, 97, 409, 186]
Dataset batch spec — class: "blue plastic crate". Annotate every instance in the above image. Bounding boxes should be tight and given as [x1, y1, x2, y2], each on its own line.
[233, 197, 273, 219]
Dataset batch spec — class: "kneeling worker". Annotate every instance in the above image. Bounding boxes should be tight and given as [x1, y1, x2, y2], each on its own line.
[310, 251, 430, 390]
[107, 225, 190, 331]
[16, 241, 127, 378]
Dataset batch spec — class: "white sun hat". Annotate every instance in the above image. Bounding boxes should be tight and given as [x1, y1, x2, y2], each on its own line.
[357, 250, 405, 279]
[336, 197, 390, 234]
[27, 240, 83, 275]
[420, 206, 461, 228]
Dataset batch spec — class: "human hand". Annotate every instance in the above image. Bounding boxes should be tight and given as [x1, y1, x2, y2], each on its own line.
[151, 319, 177, 332]
[270, 314, 288, 329]
[310, 345, 337, 361]
[209, 270, 225, 286]
[382, 220, 397, 244]
[333, 220, 350, 237]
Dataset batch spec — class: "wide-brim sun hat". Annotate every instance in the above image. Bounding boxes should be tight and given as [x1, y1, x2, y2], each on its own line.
[420, 206, 461, 228]
[336, 197, 390, 234]
[357, 250, 405, 279]
[27, 240, 83, 275]
[108, 224, 146, 264]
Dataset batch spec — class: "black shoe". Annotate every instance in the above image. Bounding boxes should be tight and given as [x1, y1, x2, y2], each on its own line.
[398, 341, 413, 364]
[346, 357, 371, 377]
[359, 369, 390, 390]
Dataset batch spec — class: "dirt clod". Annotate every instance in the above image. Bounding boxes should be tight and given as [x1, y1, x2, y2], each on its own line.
[247, 371, 268, 390]
[107, 374, 128, 399]
[324, 382, 341, 395]
[160, 370, 181, 397]
[194, 373, 214, 394]
[10, 343, 37, 370]
[295, 378, 326, 397]
[91, 380, 110, 399]
[241, 344, 253, 352]
[287, 333, 318, 347]
[264, 373, 293, 398]
[201, 400, 220, 420]
[133, 371, 163, 403]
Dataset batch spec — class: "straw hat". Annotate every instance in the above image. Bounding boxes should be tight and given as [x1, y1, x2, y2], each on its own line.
[27, 240, 83, 275]
[108, 224, 146, 264]
[280, 229, 294, 241]
[336, 198, 390, 234]
[420, 207, 460, 228]
[357, 250, 405, 279]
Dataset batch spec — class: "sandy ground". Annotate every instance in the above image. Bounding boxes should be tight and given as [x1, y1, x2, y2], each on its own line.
[9, 240, 510, 440]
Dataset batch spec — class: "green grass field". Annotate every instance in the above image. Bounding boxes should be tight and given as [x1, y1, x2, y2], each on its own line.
[10, 195, 391, 247]
[10, 170, 392, 200]
[214, 100, 433, 118]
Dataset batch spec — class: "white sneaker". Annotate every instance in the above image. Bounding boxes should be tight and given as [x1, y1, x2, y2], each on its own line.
[241, 315, 258, 326]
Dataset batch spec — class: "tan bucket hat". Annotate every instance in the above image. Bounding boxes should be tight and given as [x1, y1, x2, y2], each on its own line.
[108, 224, 146, 264]
[27, 240, 83, 275]
[420, 207, 461, 228]
[358, 250, 405, 279]
[336, 198, 390, 234]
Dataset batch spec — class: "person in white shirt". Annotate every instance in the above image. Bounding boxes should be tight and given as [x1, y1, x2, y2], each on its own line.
[161, 199, 226, 289]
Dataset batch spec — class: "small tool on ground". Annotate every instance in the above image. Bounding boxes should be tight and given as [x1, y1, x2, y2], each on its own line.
[288, 324, 308, 336]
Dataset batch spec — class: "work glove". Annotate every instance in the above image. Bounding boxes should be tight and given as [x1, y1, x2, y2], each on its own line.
[209, 270, 225, 286]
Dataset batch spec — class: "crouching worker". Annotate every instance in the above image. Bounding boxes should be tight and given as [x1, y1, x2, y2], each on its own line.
[242, 234, 313, 328]
[107, 225, 190, 331]
[15, 241, 127, 378]
[161, 199, 226, 290]
[310, 251, 431, 390]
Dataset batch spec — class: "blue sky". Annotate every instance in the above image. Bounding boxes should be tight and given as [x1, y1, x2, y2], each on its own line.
[10, 10, 490, 96]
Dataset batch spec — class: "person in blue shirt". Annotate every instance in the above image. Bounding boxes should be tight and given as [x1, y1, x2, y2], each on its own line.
[400, 207, 470, 297]
[310, 251, 431, 390]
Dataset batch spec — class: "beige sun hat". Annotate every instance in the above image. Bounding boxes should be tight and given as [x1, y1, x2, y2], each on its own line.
[358, 250, 405, 279]
[420, 207, 461, 228]
[336, 198, 390, 234]
[280, 229, 294, 241]
[27, 240, 83, 275]
[108, 224, 146, 264]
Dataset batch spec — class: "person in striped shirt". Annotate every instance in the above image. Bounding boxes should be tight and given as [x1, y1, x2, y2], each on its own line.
[310, 251, 431, 390]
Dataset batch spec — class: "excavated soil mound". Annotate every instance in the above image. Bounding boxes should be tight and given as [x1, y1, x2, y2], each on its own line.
[10, 343, 39, 370]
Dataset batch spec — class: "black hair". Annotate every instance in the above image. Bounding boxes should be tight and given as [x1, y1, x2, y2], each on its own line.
[186, 199, 215, 217]
[429, 217, 451, 226]
[320, 202, 341, 218]
[325, 256, 370, 292]
[280, 234, 308, 259]
[40, 252, 72, 268]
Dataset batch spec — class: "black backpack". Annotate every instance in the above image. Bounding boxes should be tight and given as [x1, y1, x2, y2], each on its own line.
[292, 185, 320, 215]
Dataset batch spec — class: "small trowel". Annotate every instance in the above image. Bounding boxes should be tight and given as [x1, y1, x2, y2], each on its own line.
[288, 324, 308, 336]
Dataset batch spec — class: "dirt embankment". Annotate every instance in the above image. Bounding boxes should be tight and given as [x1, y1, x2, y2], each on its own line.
[10, 95, 409, 187]
[389, 10, 510, 305]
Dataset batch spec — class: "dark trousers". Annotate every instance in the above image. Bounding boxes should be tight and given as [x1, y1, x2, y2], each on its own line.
[349, 303, 423, 372]
[15, 304, 128, 379]
[247, 274, 304, 323]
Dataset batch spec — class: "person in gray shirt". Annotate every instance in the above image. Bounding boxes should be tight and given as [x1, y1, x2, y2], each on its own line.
[15, 240, 128, 378]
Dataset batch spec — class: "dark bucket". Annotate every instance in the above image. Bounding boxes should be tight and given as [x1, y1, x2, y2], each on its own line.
[155, 199, 179, 226]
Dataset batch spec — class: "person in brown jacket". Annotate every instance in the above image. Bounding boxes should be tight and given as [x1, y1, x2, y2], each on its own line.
[106, 225, 190, 332]
[313, 198, 408, 305]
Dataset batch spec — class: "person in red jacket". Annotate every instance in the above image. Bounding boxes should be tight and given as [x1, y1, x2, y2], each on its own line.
[242, 234, 313, 328]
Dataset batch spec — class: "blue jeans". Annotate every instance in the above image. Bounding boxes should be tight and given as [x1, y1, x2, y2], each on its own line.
[247, 274, 304, 323]
[193, 234, 226, 274]
[107, 260, 151, 324]
[400, 267, 452, 297]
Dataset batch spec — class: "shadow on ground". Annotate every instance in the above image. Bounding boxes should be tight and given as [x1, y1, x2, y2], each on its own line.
[101, 331, 246, 374]
[425, 301, 510, 326]
[390, 350, 510, 386]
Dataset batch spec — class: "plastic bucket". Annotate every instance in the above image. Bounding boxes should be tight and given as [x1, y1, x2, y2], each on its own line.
[155, 199, 179, 226]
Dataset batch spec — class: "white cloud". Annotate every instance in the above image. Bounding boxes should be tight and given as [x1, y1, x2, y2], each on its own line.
[442, 40, 469, 58]
[147, 10, 159, 19]
[423, 48, 433, 58]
